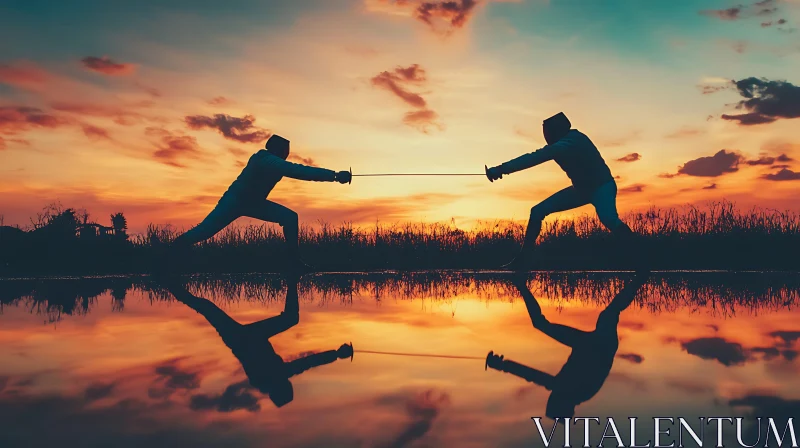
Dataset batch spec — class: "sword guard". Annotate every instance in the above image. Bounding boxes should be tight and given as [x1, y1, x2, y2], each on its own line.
[349, 341, 354, 361]
[349, 167, 352, 184]
[485, 165, 492, 183]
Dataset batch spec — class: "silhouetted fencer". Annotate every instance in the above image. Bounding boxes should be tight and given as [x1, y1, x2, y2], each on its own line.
[164, 278, 353, 408]
[485, 275, 646, 419]
[485, 112, 637, 270]
[171, 135, 352, 273]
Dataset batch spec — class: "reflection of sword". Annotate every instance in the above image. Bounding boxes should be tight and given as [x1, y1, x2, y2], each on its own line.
[354, 349, 483, 360]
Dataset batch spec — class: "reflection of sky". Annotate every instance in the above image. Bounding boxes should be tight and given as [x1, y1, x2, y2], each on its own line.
[0, 277, 799, 447]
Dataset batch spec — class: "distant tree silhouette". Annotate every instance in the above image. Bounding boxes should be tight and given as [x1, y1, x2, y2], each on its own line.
[111, 212, 128, 239]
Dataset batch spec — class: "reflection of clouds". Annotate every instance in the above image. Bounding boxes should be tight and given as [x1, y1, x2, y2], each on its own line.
[379, 388, 451, 448]
[84, 382, 117, 402]
[676, 333, 800, 367]
[665, 378, 709, 394]
[616, 353, 644, 364]
[148, 358, 203, 399]
[189, 380, 261, 413]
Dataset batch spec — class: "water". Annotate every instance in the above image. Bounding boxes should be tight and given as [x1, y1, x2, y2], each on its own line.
[1, 272, 799, 448]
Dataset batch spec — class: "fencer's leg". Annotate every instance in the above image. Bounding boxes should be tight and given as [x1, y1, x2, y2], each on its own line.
[173, 195, 241, 247]
[241, 200, 311, 273]
[504, 186, 588, 270]
[591, 182, 647, 270]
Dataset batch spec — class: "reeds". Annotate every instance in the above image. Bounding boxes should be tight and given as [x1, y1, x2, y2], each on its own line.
[2, 200, 799, 274]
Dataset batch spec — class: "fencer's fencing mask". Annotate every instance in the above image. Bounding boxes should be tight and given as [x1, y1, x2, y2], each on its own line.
[265, 134, 290, 158]
[543, 112, 571, 145]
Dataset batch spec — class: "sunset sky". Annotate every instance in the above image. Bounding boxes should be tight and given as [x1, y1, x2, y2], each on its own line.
[1, 0, 800, 233]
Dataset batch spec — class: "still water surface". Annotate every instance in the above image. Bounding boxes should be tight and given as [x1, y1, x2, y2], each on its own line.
[0, 272, 798, 448]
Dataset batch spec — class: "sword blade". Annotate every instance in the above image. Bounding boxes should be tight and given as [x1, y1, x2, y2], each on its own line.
[352, 173, 484, 177]
[354, 349, 483, 360]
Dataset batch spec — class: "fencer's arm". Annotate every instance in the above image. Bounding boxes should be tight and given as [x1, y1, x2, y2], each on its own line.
[284, 350, 339, 378]
[497, 139, 571, 175]
[265, 156, 337, 182]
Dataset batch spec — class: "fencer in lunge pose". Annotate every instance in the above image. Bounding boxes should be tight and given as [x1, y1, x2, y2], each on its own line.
[485, 112, 636, 270]
[164, 276, 354, 408]
[171, 134, 352, 272]
[485, 274, 646, 419]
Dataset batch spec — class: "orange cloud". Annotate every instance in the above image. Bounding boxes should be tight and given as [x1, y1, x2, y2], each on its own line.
[0, 61, 52, 90]
[146, 127, 204, 168]
[371, 65, 428, 108]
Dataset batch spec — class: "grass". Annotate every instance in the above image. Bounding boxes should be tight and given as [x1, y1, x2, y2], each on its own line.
[2, 272, 798, 323]
[1, 201, 800, 275]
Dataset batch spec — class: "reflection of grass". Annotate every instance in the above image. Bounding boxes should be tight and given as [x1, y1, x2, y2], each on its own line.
[2, 272, 799, 322]
[2, 201, 800, 274]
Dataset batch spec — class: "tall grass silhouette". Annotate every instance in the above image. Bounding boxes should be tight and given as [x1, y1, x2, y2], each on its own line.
[1, 201, 799, 274]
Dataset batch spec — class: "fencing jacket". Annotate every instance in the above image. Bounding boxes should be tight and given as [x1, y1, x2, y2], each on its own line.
[225, 150, 336, 200]
[499, 129, 614, 192]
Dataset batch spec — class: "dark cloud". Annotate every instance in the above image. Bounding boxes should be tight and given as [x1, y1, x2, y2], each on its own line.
[700, 7, 743, 20]
[0, 106, 71, 135]
[185, 113, 270, 143]
[770, 330, 800, 346]
[700, 0, 779, 22]
[762, 168, 800, 181]
[403, 109, 444, 133]
[82, 124, 111, 140]
[207, 96, 232, 106]
[80, 56, 136, 76]
[84, 382, 116, 402]
[700, 83, 733, 95]
[702, 183, 718, 190]
[147, 359, 202, 399]
[762, 18, 788, 27]
[146, 128, 203, 168]
[729, 394, 800, 444]
[371, 64, 443, 134]
[681, 337, 748, 366]
[0, 376, 8, 392]
[616, 153, 641, 163]
[721, 112, 776, 125]
[189, 380, 260, 413]
[380, 389, 450, 448]
[619, 184, 646, 194]
[371, 65, 428, 108]
[722, 77, 800, 126]
[746, 153, 791, 165]
[415, 0, 478, 34]
[618, 321, 646, 331]
[616, 353, 644, 364]
[677, 150, 742, 177]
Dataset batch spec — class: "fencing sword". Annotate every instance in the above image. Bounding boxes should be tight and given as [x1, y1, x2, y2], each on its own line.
[345, 166, 491, 183]
[344, 343, 484, 361]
